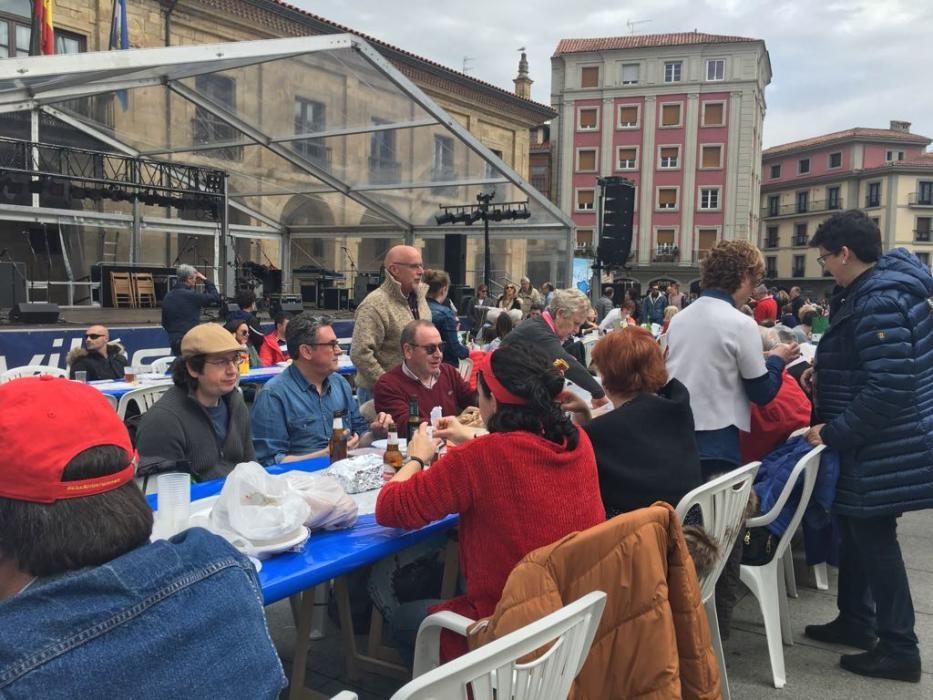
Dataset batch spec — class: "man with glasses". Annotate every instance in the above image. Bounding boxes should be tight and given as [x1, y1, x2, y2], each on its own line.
[351, 245, 430, 407]
[67, 324, 129, 381]
[252, 314, 391, 465]
[136, 323, 255, 481]
[374, 320, 476, 431]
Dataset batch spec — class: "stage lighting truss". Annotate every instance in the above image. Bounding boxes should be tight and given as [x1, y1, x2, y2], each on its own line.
[434, 199, 531, 226]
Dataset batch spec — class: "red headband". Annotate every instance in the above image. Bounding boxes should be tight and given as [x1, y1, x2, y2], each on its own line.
[478, 350, 527, 405]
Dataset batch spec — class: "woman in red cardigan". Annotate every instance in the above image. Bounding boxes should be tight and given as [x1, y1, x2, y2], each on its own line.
[375, 343, 606, 663]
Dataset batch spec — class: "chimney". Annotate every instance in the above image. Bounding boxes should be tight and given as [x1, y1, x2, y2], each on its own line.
[513, 50, 533, 100]
[890, 120, 911, 133]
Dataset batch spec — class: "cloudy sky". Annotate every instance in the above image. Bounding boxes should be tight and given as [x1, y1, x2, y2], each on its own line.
[296, 0, 933, 149]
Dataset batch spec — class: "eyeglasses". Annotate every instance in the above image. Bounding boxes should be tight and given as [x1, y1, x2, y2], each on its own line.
[84, 333, 104, 340]
[307, 340, 341, 351]
[204, 354, 243, 368]
[816, 252, 836, 267]
[393, 262, 424, 270]
[411, 342, 446, 354]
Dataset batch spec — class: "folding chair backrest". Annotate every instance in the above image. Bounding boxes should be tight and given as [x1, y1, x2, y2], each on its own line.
[149, 356, 176, 374]
[0, 365, 69, 383]
[675, 461, 760, 603]
[393, 591, 607, 700]
[458, 357, 473, 380]
[117, 385, 169, 420]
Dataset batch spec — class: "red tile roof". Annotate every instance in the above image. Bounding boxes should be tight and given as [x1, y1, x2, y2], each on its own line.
[553, 32, 760, 56]
[261, 0, 555, 117]
[763, 128, 931, 157]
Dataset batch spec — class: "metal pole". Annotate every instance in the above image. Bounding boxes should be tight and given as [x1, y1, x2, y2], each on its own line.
[483, 212, 491, 291]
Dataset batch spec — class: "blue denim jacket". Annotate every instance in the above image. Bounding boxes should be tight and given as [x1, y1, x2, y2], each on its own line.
[251, 363, 369, 464]
[0, 528, 286, 698]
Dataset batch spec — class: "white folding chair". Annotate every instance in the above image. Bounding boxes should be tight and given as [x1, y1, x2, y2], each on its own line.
[367, 591, 607, 700]
[675, 461, 760, 700]
[458, 357, 473, 380]
[103, 394, 119, 411]
[740, 443, 825, 689]
[116, 385, 170, 420]
[0, 365, 69, 383]
[149, 356, 176, 374]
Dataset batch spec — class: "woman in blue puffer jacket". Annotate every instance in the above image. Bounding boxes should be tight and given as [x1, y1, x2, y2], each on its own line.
[802, 210, 932, 683]
[424, 269, 470, 368]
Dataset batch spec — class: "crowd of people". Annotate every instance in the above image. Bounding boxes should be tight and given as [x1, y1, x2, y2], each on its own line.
[3, 209, 931, 694]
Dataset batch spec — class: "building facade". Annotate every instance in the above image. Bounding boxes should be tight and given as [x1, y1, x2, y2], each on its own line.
[551, 32, 771, 290]
[759, 121, 933, 298]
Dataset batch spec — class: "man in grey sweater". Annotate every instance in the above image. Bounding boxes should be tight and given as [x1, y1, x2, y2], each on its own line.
[136, 323, 254, 481]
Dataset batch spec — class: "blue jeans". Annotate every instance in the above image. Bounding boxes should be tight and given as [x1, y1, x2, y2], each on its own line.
[837, 514, 919, 658]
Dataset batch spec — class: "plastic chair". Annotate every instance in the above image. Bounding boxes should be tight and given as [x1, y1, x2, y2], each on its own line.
[0, 365, 69, 383]
[675, 461, 760, 700]
[149, 356, 176, 374]
[103, 394, 119, 411]
[116, 385, 170, 420]
[739, 443, 825, 689]
[110, 271, 136, 308]
[458, 357, 473, 380]
[387, 590, 607, 700]
[132, 272, 157, 307]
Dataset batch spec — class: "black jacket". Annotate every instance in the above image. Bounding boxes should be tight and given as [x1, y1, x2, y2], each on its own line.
[584, 379, 702, 517]
[161, 281, 220, 346]
[67, 343, 129, 381]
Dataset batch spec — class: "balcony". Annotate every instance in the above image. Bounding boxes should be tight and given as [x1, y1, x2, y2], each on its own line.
[915, 229, 932, 242]
[766, 267, 778, 279]
[765, 237, 779, 249]
[908, 192, 933, 207]
[368, 157, 401, 185]
[865, 195, 881, 208]
[653, 243, 679, 263]
[793, 235, 808, 247]
[694, 248, 712, 262]
[294, 140, 332, 166]
[792, 267, 806, 278]
[764, 198, 844, 218]
[191, 116, 243, 162]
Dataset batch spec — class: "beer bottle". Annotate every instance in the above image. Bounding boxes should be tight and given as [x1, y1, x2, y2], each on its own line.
[383, 422, 403, 472]
[406, 395, 422, 441]
[329, 409, 348, 463]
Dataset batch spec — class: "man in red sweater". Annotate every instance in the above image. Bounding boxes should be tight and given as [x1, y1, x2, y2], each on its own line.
[259, 312, 290, 366]
[752, 284, 778, 325]
[374, 320, 475, 430]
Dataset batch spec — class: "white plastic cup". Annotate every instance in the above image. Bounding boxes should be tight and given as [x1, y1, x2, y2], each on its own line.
[156, 472, 190, 538]
[74, 370, 87, 383]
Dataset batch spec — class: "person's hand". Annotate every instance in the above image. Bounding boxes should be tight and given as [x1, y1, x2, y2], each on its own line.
[433, 416, 473, 446]
[805, 424, 825, 446]
[194, 270, 207, 281]
[408, 422, 441, 462]
[800, 367, 815, 395]
[368, 412, 391, 437]
[591, 395, 610, 410]
[347, 432, 361, 450]
[767, 342, 800, 363]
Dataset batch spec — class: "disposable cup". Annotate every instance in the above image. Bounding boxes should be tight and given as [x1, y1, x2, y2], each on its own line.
[124, 366, 138, 384]
[74, 370, 88, 383]
[155, 472, 190, 538]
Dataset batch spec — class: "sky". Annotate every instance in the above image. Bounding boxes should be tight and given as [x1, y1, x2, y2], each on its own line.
[295, 0, 933, 149]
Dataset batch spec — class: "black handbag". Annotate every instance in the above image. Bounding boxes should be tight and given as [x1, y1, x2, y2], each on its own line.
[741, 526, 777, 565]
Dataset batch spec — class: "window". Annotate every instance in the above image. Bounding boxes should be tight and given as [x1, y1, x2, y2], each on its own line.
[827, 186, 841, 210]
[0, 0, 31, 59]
[656, 229, 675, 246]
[867, 182, 881, 208]
[794, 223, 808, 246]
[798, 158, 811, 175]
[766, 256, 778, 278]
[886, 150, 905, 162]
[577, 148, 597, 172]
[792, 255, 806, 278]
[617, 147, 638, 170]
[193, 74, 241, 161]
[664, 61, 682, 82]
[766, 226, 779, 248]
[768, 195, 780, 217]
[657, 187, 678, 210]
[660, 103, 681, 127]
[828, 152, 842, 169]
[294, 97, 327, 161]
[917, 252, 931, 269]
[770, 164, 781, 179]
[796, 191, 809, 213]
[580, 66, 599, 88]
[530, 164, 548, 193]
[706, 59, 725, 81]
[701, 144, 723, 169]
[916, 217, 931, 242]
[701, 102, 725, 127]
[485, 148, 503, 180]
[699, 187, 720, 210]
[370, 118, 399, 183]
[576, 189, 595, 211]
[918, 181, 933, 205]
[697, 229, 718, 260]
[617, 104, 639, 128]
[576, 229, 594, 248]
[621, 63, 639, 85]
[659, 146, 679, 169]
[578, 107, 598, 130]
[54, 30, 85, 55]
[431, 135, 455, 184]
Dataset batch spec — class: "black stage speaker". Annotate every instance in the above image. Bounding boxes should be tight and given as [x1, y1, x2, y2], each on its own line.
[598, 177, 636, 267]
[448, 284, 474, 310]
[278, 301, 304, 314]
[443, 234, 467, 286]
[10, 302, 60, 324]
[322, 287, 349, 310]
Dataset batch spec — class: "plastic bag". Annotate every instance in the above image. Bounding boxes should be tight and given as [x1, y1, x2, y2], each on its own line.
[283, 471, 359, 530]
[210, 462, 311, 544]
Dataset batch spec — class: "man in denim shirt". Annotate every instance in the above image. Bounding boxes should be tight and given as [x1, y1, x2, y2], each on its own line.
[0, 377, 285, 698]
[252, 313, 391, 464]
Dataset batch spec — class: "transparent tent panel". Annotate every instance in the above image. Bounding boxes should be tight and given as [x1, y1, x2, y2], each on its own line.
[231, 189, 396, 229]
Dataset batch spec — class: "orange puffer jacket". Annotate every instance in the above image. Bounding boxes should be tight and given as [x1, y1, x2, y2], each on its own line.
[467, 503, 721, 700]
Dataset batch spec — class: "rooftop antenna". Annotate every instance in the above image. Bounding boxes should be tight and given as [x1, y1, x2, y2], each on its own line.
[626, 19, 651, 34]
[462, 56, 473, 73]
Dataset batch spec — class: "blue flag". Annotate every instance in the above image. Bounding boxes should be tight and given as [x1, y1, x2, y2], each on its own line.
[109, 0, 129, 110]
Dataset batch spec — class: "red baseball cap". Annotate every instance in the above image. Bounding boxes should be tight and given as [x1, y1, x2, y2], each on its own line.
[0, 376, 136, 504]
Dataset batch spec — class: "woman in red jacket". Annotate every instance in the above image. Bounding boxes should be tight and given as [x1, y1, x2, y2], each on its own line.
[375, 343, 606, 663]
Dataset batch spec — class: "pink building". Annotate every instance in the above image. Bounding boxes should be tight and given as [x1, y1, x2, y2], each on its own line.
[551, 32, 771, 289]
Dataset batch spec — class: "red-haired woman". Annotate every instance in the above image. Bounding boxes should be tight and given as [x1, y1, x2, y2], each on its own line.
[564, 327, 703, 518]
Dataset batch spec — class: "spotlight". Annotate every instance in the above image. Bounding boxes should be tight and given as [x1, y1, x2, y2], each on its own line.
[435, 211, 455, 225]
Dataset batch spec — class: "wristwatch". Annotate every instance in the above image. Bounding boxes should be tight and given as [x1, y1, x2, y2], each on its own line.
[408, 456, 427, 470]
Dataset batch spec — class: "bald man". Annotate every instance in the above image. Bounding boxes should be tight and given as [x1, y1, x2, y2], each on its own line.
[351, 245, 430, 403]
[67, 325, 130, 381]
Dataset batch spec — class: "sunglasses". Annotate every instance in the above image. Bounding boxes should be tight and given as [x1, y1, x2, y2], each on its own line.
[84, 333, 104, 340]
[411, 342, 446, 354]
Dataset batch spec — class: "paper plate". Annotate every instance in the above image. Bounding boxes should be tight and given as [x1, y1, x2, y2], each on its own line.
[371, 438, 408, 452]
[248, 556, 263, 573]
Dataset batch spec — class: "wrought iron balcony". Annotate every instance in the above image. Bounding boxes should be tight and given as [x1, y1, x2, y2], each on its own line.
[764, 198, 844, 218]
[908, 192, 933, 207]
[368, 157, 401, 184]
[653, 243, 679, 262]
[915, 229, 932, 242]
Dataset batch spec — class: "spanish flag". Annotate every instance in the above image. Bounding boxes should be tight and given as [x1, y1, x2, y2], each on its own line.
[30, 0, 55, 56]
